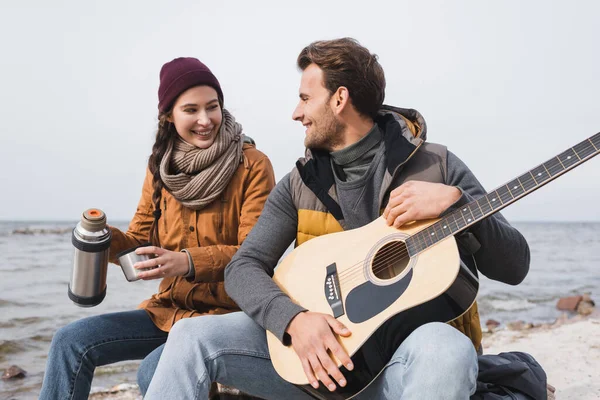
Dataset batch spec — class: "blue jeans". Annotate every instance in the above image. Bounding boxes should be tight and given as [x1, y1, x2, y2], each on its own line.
[145, 312, 478, 399]
[39, 309, 167, 400]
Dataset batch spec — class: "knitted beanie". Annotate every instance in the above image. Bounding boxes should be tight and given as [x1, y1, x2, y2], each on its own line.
[158, 57, 223, 113]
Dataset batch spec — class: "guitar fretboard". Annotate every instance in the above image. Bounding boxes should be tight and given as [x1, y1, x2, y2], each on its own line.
[405, 132, 600, 257]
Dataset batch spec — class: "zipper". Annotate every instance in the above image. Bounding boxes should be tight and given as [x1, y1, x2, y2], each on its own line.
[378, 139, 424, 211]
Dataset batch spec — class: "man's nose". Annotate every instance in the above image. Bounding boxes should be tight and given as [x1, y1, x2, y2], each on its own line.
[292, 103, 303, 121]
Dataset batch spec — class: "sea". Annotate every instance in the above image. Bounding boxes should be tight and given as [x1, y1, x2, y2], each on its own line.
[1, 221, 599, 399]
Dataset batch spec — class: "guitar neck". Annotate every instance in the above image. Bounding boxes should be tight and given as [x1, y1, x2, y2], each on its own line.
[406, 132, 600, 257]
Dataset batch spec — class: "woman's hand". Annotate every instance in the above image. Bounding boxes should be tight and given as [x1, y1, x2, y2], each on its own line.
[134, 246, 190, 280]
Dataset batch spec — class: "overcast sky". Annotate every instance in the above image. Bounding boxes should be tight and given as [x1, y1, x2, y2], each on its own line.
[1, 0, 598, 222]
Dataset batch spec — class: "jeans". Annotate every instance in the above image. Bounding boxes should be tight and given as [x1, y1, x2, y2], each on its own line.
[39, 309, 168, 400]
[145, 312, 478, 400]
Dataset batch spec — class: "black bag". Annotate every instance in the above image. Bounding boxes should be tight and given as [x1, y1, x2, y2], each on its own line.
[471, 352, 548, 400]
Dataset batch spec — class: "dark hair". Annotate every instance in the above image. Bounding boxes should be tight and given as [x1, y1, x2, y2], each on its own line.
[147, 94, 224, 246]
[147, 113, 173, 247]
[297, 38, 386, 119]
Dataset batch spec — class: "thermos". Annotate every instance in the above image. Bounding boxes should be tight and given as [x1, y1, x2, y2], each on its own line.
[68, 208, 112, 307]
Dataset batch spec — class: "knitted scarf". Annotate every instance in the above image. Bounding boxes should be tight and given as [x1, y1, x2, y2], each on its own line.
[159, 109, 243, 209]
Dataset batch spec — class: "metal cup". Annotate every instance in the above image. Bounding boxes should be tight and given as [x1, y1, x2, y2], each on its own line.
[117, 244, 157, 282]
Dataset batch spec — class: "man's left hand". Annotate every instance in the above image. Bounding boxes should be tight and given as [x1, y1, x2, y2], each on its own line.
[383, 181, 461, 228]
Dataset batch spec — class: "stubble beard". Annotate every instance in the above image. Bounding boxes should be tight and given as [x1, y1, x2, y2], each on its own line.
[304, 106, 346, 151]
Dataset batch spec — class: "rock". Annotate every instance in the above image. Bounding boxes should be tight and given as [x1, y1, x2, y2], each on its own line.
[506, 321, 534, 331]
[485, 319, 501, 329]
[506, 321, 525, 331]
[577, 300, 595, 316]
[556, 295, 583, 311]
[547, 383, 556, 400]
[109, 383, 139, 393]
[1, 365, 27, 380]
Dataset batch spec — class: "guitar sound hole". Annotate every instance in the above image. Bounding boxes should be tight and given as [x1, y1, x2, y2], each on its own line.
[372, 240, 410, 280]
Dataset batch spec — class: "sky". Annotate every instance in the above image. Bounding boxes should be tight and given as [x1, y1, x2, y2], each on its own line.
[0, 0, 599, 222]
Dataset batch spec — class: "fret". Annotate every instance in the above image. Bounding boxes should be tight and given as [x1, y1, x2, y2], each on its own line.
[465, 206, 476, 224]
[507, 179, 525, 198]
[469, 201, 483, 220]
[406, 240, 415, 255]
[591, 132, 600, 149]
[589, 138, 598, 151]
[529, 171, 539, 186]
[412, 232, 425, 253]
[530, 165, 550, 185]
[407, 232, 418, 251]
[544, 157, 564, 177]
[423, 227, 433, 246]
[450, 212, 461, 232]
[477, 196, 493, 215]
[497, 185, 512, 204]
[431, 223, 443, 243]
[555, 155, 566, 170]
[440, 218, 452, 236]
[494, 190, 504, 204]
[465, 204, 476, 224]
[412, 233, 424, 254]
[452, 211, 462, 231]
[517, 173, 536, 191]
[458, 206, 470, 226]
[574, 140, 595, 159]
[422, 227, 433, 247]
[427, 226, 437, 245]
[486, 191, 502, 210]
[474, 197, 486, 217]
[436, 221, 449, 240]
[430, 226, 441, 245]
[483, 192, 494, 211]
[557, 148, 578, 169]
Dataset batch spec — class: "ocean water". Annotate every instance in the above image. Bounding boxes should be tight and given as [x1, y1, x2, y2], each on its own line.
[0, 221, 598, 399]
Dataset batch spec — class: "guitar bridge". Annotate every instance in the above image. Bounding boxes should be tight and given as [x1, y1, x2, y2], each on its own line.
[324, 263, 345, 318]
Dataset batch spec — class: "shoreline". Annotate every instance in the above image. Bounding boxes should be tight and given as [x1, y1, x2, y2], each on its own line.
[482, 312, 600, 400]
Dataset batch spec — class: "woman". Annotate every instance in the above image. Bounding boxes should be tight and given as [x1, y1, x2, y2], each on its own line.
[39, 57, 275, 399]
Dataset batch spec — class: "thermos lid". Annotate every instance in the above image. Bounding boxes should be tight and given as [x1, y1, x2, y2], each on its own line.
[81, 208, 107, 232]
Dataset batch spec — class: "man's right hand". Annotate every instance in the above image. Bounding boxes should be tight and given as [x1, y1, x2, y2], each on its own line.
[285, 311, 354, 392]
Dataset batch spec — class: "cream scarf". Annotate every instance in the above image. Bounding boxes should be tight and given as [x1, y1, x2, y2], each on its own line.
[159, 109, 244, 209]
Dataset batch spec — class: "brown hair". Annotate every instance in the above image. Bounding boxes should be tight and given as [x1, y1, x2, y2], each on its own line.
[297, 38, 386, 119]
[147, 113, 173, 247]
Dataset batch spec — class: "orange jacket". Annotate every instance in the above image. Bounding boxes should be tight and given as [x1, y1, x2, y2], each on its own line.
[109, 144, 275, 331]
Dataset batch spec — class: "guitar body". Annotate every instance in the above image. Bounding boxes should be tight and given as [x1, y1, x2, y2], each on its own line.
[267, 216, 479, 399]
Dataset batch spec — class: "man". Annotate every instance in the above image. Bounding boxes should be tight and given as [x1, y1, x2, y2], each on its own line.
[145, 38, 530, 399]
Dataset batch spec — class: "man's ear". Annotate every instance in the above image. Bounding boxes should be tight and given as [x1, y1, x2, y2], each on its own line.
[332, 86, 350, 115]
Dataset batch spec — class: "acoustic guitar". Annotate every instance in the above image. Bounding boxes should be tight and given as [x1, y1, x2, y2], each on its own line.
[266, 132, 600, 399]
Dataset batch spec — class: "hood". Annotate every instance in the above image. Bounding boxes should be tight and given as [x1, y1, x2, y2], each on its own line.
[378, 104, 427, 144]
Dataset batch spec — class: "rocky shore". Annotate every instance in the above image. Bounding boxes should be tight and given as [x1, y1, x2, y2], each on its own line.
[482, 312, 600, 400]
[79, 316, 600, 400]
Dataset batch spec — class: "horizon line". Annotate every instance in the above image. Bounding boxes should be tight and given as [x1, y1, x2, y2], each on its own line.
[1, 219, 599, 224]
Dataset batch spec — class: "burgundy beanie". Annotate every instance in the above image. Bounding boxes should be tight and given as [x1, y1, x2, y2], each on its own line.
[157, 57, 224, 113]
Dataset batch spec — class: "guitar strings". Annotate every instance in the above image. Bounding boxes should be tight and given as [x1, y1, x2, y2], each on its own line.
[335, 145, 597, 285]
